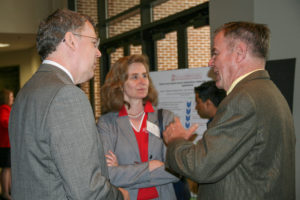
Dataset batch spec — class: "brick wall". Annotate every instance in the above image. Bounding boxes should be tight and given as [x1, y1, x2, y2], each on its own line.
[156, 26, 211, 70]
[153, 0, 208, 21]
[108, 0, 140, 37]
[77, 0, 101, 119]
[108, 0, 211, 71]
[154, 0, 210, 70]
[130, 45, 142, 55]
[78, 0, 211, 118]
[110, 47, 124, 65]
[188, 25, 211, 68]
[108, 0, 139, 17]
[109, 14, 141, 38]
[157, 31, 178, 70]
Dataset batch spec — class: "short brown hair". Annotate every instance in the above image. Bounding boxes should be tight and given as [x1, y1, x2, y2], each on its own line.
[36, 9, 95, 60]
[215, 21, 270, 59]
[0, 89, 13, 105]
[101, 55, 158, 113]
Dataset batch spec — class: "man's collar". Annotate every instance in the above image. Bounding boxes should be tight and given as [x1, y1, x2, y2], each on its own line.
[227, 69, 263, 95]
[42, 60, 74, 83]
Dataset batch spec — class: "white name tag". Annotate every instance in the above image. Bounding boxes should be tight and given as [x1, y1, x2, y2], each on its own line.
[147, 121, 161, 138]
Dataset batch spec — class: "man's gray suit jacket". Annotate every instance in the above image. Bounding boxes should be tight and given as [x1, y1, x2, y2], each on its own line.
[166, 70, 295, 200]
[9, 64, 122, 200]
[97, 108, 178, 200]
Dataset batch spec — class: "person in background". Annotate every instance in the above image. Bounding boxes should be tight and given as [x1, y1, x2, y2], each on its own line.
[194, 81, 226, 127]
[163, 21, 295, 199]
[8, 9, 128, 200]
[0, 89, 14, 200]
[189, 81, 226, 196]
[97, 54, 179, 200]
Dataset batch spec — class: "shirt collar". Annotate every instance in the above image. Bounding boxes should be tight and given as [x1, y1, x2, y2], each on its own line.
[42, 60, 74, 83]
[119, 105, 128, 116]
[227, 69, 263, 95]
[118, 101, 154, 117]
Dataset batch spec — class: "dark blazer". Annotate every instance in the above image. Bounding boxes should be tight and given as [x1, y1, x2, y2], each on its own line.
[97, 108, 179, 200]
[166, 70, 295, 200]
[9, 64, 122, 200]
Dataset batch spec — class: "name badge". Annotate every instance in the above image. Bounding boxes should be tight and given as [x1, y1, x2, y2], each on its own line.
[147, 121, 161, 138]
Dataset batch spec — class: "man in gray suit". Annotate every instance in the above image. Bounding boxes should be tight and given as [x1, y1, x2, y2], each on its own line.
[9, 9, 129, 200]
[163, 22, 295, 199]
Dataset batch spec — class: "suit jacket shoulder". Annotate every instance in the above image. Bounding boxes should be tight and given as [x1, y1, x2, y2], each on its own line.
[9, 64, 123, 200]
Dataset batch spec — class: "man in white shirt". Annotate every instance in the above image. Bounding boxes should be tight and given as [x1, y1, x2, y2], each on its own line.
[9, 9, 129, 200]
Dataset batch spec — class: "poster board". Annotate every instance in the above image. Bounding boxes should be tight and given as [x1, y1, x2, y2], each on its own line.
[150, 67, 213, 139]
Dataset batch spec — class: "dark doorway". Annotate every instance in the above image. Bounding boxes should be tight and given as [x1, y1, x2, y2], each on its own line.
[266, 58, 295, 112]
[0, 66, 20, 96]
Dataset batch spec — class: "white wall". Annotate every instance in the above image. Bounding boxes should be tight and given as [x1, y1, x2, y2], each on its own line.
[0, 0, 67, 87]
[0, 0, 68, 34]
[254, 1, 300, 199]
[210, 0, 300, 199]
[0, 48, 40, 87]
[209, 0, 254, 38]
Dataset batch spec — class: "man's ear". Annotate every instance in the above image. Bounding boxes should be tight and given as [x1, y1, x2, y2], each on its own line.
[234, 41, 247, 63]
[63, 32, 77, 50]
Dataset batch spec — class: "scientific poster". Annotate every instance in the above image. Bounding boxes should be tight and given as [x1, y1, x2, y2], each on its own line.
[150, 67, 213, 139]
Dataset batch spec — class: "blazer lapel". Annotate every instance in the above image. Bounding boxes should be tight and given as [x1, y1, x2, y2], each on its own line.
[147, 110, 158, 126]
[232, 70, 270, 94]
[116, 116, 141, 159]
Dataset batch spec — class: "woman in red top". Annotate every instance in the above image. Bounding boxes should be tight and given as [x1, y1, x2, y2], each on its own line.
[0, 89, 14, 200]
[97, 55, 178, 199]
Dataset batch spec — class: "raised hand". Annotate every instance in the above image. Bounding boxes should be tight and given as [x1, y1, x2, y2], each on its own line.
[163, 117, 198, 144]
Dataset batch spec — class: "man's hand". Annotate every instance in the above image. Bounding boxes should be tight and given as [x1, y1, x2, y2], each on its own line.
[163, 117, 198, 144]
[119, 187, 130, 200]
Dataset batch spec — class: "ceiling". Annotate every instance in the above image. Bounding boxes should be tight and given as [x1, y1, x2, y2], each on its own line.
[0, 33, 36, 53]
[0, 0, 68, 54]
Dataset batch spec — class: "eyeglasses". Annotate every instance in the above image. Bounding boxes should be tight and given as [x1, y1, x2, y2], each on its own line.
[72, 33, 100, 48]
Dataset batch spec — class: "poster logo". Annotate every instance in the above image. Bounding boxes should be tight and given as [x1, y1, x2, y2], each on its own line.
[185, 101, 191, 128]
